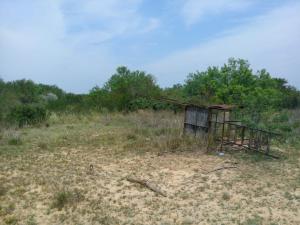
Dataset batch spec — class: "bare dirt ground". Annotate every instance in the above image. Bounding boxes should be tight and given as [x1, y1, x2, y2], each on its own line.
[0, 111, 299, 225]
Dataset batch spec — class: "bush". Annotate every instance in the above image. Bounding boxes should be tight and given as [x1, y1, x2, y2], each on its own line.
[7, 104, 49, 127]
[51, 189, 84, 210]
[222, 192, 230, 201]
[51, 191, 72, 210]
[8, 136, 22, 145]
[89, 66, 160, 111]
[272, 112, 289, 123]
[128, 98, 153, 111]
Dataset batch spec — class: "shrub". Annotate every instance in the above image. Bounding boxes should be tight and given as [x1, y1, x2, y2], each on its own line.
[278, 124, 292, 133]
[272, 112, 289, 123]
[8, 137, 22, 145]
[26, 215, 37, 225]
[4, 216, 18, 225]
[128, 98, 153, 111]
[0, 184, 6, 196]
[222, 192, 230, 201]
[7, 104, 49, 127]
[51, 189, 84, 210]
[37, 142, 48, 149]
[127, 133, 137, 140]
[51, 191, 72, 210]
[243, 215, 263, 225]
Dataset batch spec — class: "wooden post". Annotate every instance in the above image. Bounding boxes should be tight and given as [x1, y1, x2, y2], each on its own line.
[233, 126, 237, 144]
[220, 110, 226, 152]
[227, 124, 231, 143]
[183, 106, 187, 135]
[194, 107, 199, 137]
[241, 126, 245, 146]
[206, 109, 213, 152]
[249, 130, 253, 149]
[266, 135, 270, 155]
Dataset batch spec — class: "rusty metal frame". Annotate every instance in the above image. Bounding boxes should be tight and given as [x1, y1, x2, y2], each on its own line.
[221, 122, 280, 158]
[183, 104, 281, 158]
[157, 97, 281, 158]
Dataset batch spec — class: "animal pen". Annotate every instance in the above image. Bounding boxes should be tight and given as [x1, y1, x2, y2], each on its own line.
[183, 104, 280, 158]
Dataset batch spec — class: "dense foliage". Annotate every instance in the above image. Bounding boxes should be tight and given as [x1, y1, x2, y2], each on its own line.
[184, 58, 299, 111]
[0, 79, 82, 126]
[183, 59, 300, 125]
[88, 66, 160, 111]
[7, 104, 48, 127]
[0, 58, 299, 128]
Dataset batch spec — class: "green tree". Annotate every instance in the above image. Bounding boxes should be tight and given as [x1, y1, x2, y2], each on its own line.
[183, 58, 300, 124]
[90, 66, 160, 111]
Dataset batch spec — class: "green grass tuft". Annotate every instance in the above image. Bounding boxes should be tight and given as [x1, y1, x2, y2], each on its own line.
[51, 191, 73, 210]
[222, 192, 230, 201]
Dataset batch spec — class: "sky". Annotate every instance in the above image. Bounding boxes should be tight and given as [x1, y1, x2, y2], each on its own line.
[0, 0, 299, 93]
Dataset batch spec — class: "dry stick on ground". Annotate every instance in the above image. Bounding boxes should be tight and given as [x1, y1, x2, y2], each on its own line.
[126, 177, 167, 197]
[223, 161, 239, 165]
[205, 166, 238, 174]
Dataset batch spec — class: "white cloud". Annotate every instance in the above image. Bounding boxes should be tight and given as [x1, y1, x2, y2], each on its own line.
[0, 0, 160, 92]
[59, 0, 161, 45]
[182, 0, 252, 26]
[146, 2, 300, 88]
[1, 0, 299, 92]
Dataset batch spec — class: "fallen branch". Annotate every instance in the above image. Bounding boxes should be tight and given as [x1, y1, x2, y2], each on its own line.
[126, 177, 167, 197]
[206, 166, 237, 174]
[223, 161, 239, 165]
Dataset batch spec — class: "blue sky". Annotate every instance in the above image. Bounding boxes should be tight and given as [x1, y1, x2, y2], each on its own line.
[0, 0, 299, 93]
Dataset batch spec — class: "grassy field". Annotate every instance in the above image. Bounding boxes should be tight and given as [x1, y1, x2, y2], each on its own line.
[0, 110, 299, 225]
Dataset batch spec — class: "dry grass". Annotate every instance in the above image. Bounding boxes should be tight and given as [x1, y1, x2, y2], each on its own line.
[0, 110, 299, 224]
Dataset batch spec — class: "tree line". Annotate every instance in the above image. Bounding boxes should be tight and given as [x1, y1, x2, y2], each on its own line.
[0, 58, 299, 127]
